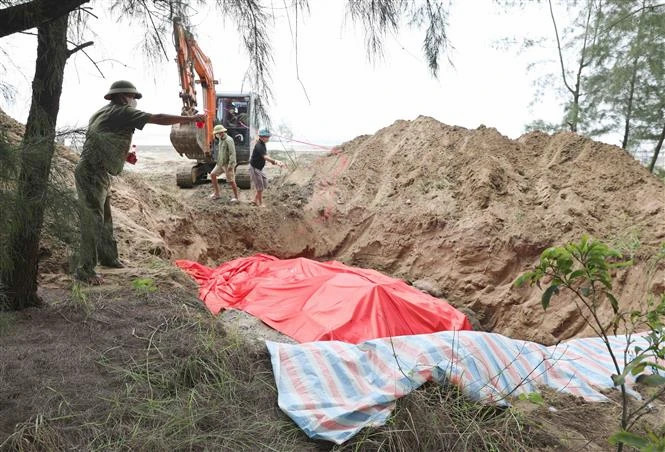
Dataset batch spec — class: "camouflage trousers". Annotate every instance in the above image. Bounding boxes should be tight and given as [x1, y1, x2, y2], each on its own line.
[74, 163, 119, 279]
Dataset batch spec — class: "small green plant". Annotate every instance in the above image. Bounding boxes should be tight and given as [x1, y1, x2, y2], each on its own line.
[610, 430, 665, 452]
[611, 229, 642, 260]
[71, 282, 87, 302]
[515, 236, 665, 452]
[418, 179, 432, 194]
[434, 179, 448, 190]
[132, 277, 157, 296]
[518, 392, 544, 405]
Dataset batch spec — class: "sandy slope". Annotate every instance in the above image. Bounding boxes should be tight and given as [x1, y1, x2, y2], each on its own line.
[2, 109, 664, 344]
[283, 117, 665, 343]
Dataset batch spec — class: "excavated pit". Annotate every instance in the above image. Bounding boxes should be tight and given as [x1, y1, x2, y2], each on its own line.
[158, 117, 665, 345]
[2, 109, 664, 345]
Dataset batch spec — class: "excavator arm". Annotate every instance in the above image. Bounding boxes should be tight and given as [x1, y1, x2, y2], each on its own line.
[170, 17, 217, 159]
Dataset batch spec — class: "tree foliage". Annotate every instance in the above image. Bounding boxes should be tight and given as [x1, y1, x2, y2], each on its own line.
[516, 237, 665, 451]
[520, 0, 665, 171]
[347, 0, 450, 76]
[107, 0, 452, 115]
[521, 0, 604, 133]
[584, 1, 665, 158]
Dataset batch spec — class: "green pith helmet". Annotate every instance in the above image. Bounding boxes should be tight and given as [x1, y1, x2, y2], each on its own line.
[213, 125, 227, 134]
[104, 80, 143, 100]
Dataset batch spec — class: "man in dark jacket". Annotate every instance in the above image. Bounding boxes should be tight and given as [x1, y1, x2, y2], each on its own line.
[74, 80, 205, 284]
[248, 129, 285, 207]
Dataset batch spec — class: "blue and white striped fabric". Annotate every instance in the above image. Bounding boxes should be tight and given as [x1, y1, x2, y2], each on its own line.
[266, 331, 652, 444]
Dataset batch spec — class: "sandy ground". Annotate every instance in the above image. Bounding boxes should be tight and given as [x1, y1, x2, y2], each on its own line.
[3, 108, 664, 343]
[1, 109, 664, 448]
[99, 119, 665, 345]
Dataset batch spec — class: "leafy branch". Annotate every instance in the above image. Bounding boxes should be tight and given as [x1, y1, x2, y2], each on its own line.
[515, 236, 665, 451]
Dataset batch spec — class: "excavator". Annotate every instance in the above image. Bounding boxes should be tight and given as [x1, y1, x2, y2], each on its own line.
[170, 17, 253, 189]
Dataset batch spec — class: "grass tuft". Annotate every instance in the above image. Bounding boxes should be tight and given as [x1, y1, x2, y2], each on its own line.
[89, 316, 311, 451]
[0, 311, 15, 336]
[1, 415, 68, 452]
[334, 382, 555, 452]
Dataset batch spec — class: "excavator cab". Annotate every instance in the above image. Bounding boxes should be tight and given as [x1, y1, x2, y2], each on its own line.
[216, 93, 254, 166]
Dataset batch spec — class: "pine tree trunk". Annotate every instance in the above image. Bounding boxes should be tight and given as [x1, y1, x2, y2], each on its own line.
[621, 56, 639, 150]
[622, 2, 645, 151]
[648, 122, 665, 173]
[1, 14, 69, 310]
[570, 92, 579, 133]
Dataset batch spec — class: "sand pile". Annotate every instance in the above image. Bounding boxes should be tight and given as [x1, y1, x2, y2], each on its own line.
[2, 108, 664, 344]
[286, 116, 665, 343]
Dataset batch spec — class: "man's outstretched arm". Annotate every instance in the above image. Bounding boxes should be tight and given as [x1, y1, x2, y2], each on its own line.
[148, 113, 205, 126]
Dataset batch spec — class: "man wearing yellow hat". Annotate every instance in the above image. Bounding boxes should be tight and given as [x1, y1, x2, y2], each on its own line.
[74, 80, 205, 285]
[209, 124, 238, 202]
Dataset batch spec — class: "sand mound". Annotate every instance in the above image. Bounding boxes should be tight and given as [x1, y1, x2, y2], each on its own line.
[286, 116, 665, 343]
[2, 109, 663, 344]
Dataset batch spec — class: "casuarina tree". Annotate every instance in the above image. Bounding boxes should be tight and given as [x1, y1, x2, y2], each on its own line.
[0, 0, 93, 310]
[517, 0, 665, 170]
[584, 0, 665, 171]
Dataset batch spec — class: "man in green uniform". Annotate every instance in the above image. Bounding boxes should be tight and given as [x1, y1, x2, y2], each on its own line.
[75, 80, 205, 284]
[209, 124, 239, 202]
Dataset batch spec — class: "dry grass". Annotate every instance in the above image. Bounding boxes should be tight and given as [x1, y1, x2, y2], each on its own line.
[335, 382, 553, 452]
[90, 320, 309, 451]
[0, 292, 313, 451]
[1, 284, 627, 452]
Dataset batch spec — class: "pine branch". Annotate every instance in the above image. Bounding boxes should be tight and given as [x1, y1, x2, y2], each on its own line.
[604, 2, 665, 32]
[0, 0, 89, 38]
[139, 0, 169, 60]
[548, 0, 575, 95]
[66, 40, 93, 57]
[282, 0, 311, 104]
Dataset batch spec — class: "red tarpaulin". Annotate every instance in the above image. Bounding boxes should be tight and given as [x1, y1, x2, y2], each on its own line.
[176, 254, 472, 344]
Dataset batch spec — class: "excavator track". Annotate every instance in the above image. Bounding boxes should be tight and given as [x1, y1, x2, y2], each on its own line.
[176, 167, 196, 188]
[176, 163, 212, 188]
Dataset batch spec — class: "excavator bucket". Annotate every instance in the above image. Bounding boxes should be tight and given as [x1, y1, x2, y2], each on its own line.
[170, 122, 209, 160]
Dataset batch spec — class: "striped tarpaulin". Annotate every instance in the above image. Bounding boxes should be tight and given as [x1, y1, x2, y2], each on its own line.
[266, 331, 652, 444]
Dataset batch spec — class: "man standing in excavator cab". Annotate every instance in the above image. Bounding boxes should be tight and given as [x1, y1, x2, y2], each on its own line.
[209, 124, 239, 202]
[74, 80, 205, 285]
[225, 104, 249, 129]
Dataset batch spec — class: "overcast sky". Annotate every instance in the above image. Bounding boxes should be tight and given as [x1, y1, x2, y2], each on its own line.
[1, 0, 565, 147]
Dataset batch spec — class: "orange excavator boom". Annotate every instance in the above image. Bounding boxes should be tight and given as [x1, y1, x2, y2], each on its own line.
[170, 17, 217, 159]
